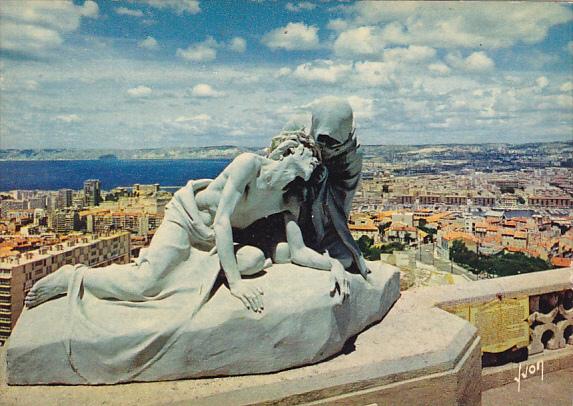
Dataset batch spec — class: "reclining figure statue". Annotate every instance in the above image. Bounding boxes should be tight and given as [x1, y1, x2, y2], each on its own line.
[7, 98, 399, 385]
[25, 142, 348, 313]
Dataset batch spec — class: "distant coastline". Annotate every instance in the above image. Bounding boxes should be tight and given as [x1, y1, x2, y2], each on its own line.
[1, 141, 571, 161]
[0, 146, 261, 161]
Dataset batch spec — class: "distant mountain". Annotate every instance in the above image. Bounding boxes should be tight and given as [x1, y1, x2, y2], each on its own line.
[0, 141, 571, 161]
[0, 146, 263, 161]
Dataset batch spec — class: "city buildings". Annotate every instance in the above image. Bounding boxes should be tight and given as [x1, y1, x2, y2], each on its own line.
[0, 181, 174, 343]
[83, 179, 101, 207]
[0, 231, 130, 345]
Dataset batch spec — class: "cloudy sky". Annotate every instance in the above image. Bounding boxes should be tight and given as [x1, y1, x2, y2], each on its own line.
[0, 1, 572, 149]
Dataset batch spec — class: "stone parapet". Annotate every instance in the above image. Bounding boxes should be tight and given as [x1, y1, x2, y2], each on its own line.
[1, 267, 571, 405]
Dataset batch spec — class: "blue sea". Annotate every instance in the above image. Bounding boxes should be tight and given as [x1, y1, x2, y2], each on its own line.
[0, 159, 231, 191]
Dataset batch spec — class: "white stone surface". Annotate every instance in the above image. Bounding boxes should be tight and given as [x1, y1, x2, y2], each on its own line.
[7, 261, 400, 385]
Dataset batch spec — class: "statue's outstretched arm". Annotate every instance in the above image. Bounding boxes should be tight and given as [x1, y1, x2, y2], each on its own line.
[285, 217, 330, 270]
[284, 214, 349, 300]
[213, 155, 264, 313]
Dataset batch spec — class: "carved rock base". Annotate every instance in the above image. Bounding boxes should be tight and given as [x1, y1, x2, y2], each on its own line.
[7, 261, 400, 385]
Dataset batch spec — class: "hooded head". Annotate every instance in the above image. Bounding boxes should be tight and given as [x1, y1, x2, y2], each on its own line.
[309, 96, 354, 146]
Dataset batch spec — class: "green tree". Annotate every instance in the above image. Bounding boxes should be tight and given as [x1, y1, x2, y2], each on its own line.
[379, 242, 405, 253]
[450, 240, 551, 277]
[357, 235, 373, 254]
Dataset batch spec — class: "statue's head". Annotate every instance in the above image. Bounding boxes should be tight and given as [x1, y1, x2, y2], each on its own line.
[309, 96, 354, 151]
[278, 143, 318, 182]
[260, 143, 318, 191]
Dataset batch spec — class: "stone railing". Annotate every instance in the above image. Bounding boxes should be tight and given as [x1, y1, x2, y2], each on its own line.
[438, 268, 573, 366]
[391, 267, 573, 366]
[528, 289, 573, 355]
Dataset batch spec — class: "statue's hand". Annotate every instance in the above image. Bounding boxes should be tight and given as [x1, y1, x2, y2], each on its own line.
[190, 218, 214, 241]
[330, 260, 349, 302]
[230, 280, 264, 313]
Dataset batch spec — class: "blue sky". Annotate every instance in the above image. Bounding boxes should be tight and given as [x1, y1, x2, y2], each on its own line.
[0, 1, 572, 149]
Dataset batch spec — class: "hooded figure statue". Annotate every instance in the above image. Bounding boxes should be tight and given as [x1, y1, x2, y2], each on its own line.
[232, 97, 368, 278]
[298, 97, 369, 278]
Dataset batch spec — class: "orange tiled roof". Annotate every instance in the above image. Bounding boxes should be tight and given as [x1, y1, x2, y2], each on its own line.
[512, 217, 529, 223]
[551, 257, 572, 267]
[505, 246, 527, 253]
[349, 224, 379, 232]
[443, 231, 478, 243]
[0, 247, 17, 258]
[374, 211, 397, 220]
[389, 223, 417, 232]
[79, 208, 111, 217]
[425, 212, 450, 223]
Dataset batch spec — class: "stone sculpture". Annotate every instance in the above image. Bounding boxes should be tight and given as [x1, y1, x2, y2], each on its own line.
[7, 98, 400, 385]
[24, 143, 348, 313]
[300, 97, 370, 277]
[237, 97, 369, 277]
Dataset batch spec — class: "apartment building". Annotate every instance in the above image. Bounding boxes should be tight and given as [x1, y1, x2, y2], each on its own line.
[0, 232, 130, 345]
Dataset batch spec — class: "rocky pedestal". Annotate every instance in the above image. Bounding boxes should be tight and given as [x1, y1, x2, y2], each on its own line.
[7, 261, 400, 385]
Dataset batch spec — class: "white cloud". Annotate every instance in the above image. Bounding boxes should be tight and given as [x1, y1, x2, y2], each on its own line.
[138, 36, 159, 50]
[54, 114, 81, 123]
[353, 61, 396, 86]
[24, 80, 38, 90]
[446, 51, 495, 72]
[136, 0, 200, 15]
[276, 67, 292, 78]
[464, 52, 495, 71]
[2, 41, 571, 148]
[229, 37, 246, 53]
[127, 85, 152, 97]
[285, 2, 316, 12]
[333, 26, 381, 57]
[560, 81, 573, 93]
[262, 22, 320, 51]
[176, 37, 218, 62]
[292, 60, 351, 83]
[428, 63, 450, 75]
[167, 113, 216, 135]
[190, 83, 224, 98]
[174, 114, 211, 122]
[0, 0, 99, 56]
[338, 2, 572, 49]
[327, 18, 348, 32]
[383, 46, 436, 62]
[535, 76, 549, 90]
[115, 7, 144, 17]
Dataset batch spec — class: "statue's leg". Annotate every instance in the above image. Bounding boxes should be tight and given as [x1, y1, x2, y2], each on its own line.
[236, 245, 267, 276]
[82, 219, 192, 301]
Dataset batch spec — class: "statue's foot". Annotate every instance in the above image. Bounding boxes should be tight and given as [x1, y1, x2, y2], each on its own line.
[25, 265, 75, 308]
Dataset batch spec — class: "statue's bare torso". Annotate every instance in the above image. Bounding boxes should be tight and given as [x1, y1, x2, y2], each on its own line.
[195, 153, 297, 229]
